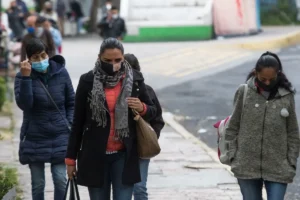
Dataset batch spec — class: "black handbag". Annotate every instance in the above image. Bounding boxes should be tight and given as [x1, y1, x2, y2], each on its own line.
[63, 177, 80, 200]
[38, 79, 71, 131]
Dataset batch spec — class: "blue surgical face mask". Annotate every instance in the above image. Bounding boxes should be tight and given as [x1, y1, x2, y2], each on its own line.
[31, 59, 49, 73]
[27, 27, 35, 34]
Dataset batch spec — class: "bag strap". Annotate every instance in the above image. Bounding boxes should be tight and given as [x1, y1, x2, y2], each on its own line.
[38, 79, 71, 131]
[242, 84, 248, 107]
[63, 177, 80, 200]
[72, 176, 80, 200]
[63, 179, 70, 200]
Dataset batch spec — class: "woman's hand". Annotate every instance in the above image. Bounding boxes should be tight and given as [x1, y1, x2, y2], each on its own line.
[127, 97, 144, 112]
[67, 165, 77, 180]
[20, 59, 31, 77]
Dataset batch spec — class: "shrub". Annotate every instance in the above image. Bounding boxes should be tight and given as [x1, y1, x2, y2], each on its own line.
[0, 165, 18, 199]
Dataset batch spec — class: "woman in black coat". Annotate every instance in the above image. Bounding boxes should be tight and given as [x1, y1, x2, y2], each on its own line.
[65, 38, 156, 200]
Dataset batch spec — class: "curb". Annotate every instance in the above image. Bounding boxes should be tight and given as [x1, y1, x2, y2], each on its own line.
[162, 112, 268, 199]
[237, 30, 300, 50]
[162, 112, 231, 171]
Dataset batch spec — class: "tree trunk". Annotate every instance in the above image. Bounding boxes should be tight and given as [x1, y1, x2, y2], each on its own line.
[88, 0, 99, 33]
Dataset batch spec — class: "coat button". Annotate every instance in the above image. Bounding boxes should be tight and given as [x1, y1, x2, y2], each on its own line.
[272, 105, 276, 109]
[255, 104, 259, 107]
[137, 88, 139, 91]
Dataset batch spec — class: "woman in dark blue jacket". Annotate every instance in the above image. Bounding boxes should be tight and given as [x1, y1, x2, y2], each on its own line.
[14, 38, 75, 200]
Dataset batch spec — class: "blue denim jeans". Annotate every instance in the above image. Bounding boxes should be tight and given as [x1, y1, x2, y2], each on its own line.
[133, 159, 150, 200]
[77, 17, 83, 34]
[88, 152, 133, 200]
[238, 179, 287, 200]
[29, 163, 67, 200]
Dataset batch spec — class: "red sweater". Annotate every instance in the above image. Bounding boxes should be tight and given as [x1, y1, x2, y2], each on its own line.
[105, 81, 125, 152]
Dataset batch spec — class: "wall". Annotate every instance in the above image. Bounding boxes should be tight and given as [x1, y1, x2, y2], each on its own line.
[213, 0, 260, 36]
[121, 0, 213, 42]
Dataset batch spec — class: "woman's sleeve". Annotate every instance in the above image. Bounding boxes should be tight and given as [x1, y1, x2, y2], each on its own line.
[66, 75, 88, 160]
[138, 80, 157, 121]
[14, 74, 33, 112]
[64, 69, 75, 124]
[225, 85, 245, 161]
[287, 94, 300, 168]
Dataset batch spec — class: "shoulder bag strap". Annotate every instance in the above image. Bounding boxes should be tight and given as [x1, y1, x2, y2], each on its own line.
[242, 84, 248, 107]
[38, 79, 71, 131]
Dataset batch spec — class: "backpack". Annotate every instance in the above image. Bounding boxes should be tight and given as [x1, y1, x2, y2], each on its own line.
[213, 84, 248, 166]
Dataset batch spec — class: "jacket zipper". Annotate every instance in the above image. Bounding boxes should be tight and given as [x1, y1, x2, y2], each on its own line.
[260, 100, 269, 178]
[80, 127, 89, 150]
[22, 135, 26, 142]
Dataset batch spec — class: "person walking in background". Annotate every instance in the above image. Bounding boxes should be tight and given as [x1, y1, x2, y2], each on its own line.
[42, 17, 62, 54]
[40, 1, 58, 23]
[65, 38, 157, 200]
[16, 0, 28, 29]
[70, 0, 84, 35]
[98, 6, 127, 40]
[16, 0, 29, 15]
[56, 0, 66, 36]
[101, 0, 113, 17]
[21, 15, 56, 61]
[14, 38, 75, 200]
[225, 51, 300, 200]
[124, 54, 165, 200]
[6, 0, 25, 41]
[25, 15, 37, 34]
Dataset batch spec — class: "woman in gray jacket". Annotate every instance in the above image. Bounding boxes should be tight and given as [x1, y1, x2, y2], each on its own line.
[225, 51, 300, 200]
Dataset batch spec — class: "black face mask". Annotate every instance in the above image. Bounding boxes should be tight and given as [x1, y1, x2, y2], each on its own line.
[256, 78, 279, 92]
[46, 8, 52, 12]
[101, 61, 115, 75]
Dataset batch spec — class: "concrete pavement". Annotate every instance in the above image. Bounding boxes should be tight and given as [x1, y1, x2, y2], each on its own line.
[156, 45, 300, 199]
[4, 26, 300, 199]
[12, 106, 242, 200]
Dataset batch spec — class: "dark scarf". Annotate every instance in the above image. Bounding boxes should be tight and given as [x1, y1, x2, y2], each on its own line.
[89, 60, 133, 139]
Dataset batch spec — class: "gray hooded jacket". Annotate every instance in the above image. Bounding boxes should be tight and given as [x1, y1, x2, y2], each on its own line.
[225, 77, 300, 183]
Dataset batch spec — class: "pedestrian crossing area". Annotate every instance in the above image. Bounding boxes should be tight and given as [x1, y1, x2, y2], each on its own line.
[70, 46, 253, 90]
[139, 46, 253, 78]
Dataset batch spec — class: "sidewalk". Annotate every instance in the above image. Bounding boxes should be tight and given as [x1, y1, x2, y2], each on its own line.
[13, 104, 242, 200]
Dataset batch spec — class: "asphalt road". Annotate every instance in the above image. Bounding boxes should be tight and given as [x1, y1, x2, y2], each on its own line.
[157, 45, 300, 199]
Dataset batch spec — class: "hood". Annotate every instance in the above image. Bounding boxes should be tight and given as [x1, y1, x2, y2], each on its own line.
[132, 69, 144, 81]
[48, 55, 66, 76]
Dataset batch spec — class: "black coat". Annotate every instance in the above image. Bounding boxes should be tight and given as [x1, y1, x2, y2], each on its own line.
[146, 85, 165, 138]
[70, 1, 84, 19]
[66, 70, 157, 187]
[98, 16, 127, 40]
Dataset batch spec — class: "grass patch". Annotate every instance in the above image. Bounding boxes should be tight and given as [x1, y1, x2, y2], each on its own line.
[0, 164, 18, 199]
[260, 0, 300, 25]
[0, 101, 14, 140]
[0, 101, 13, 117]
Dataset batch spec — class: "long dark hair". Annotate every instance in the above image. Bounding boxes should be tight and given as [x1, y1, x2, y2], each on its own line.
[124, 54, 140, 71]
[99, 37, 124, 56]
[246, 51, 294, 93]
